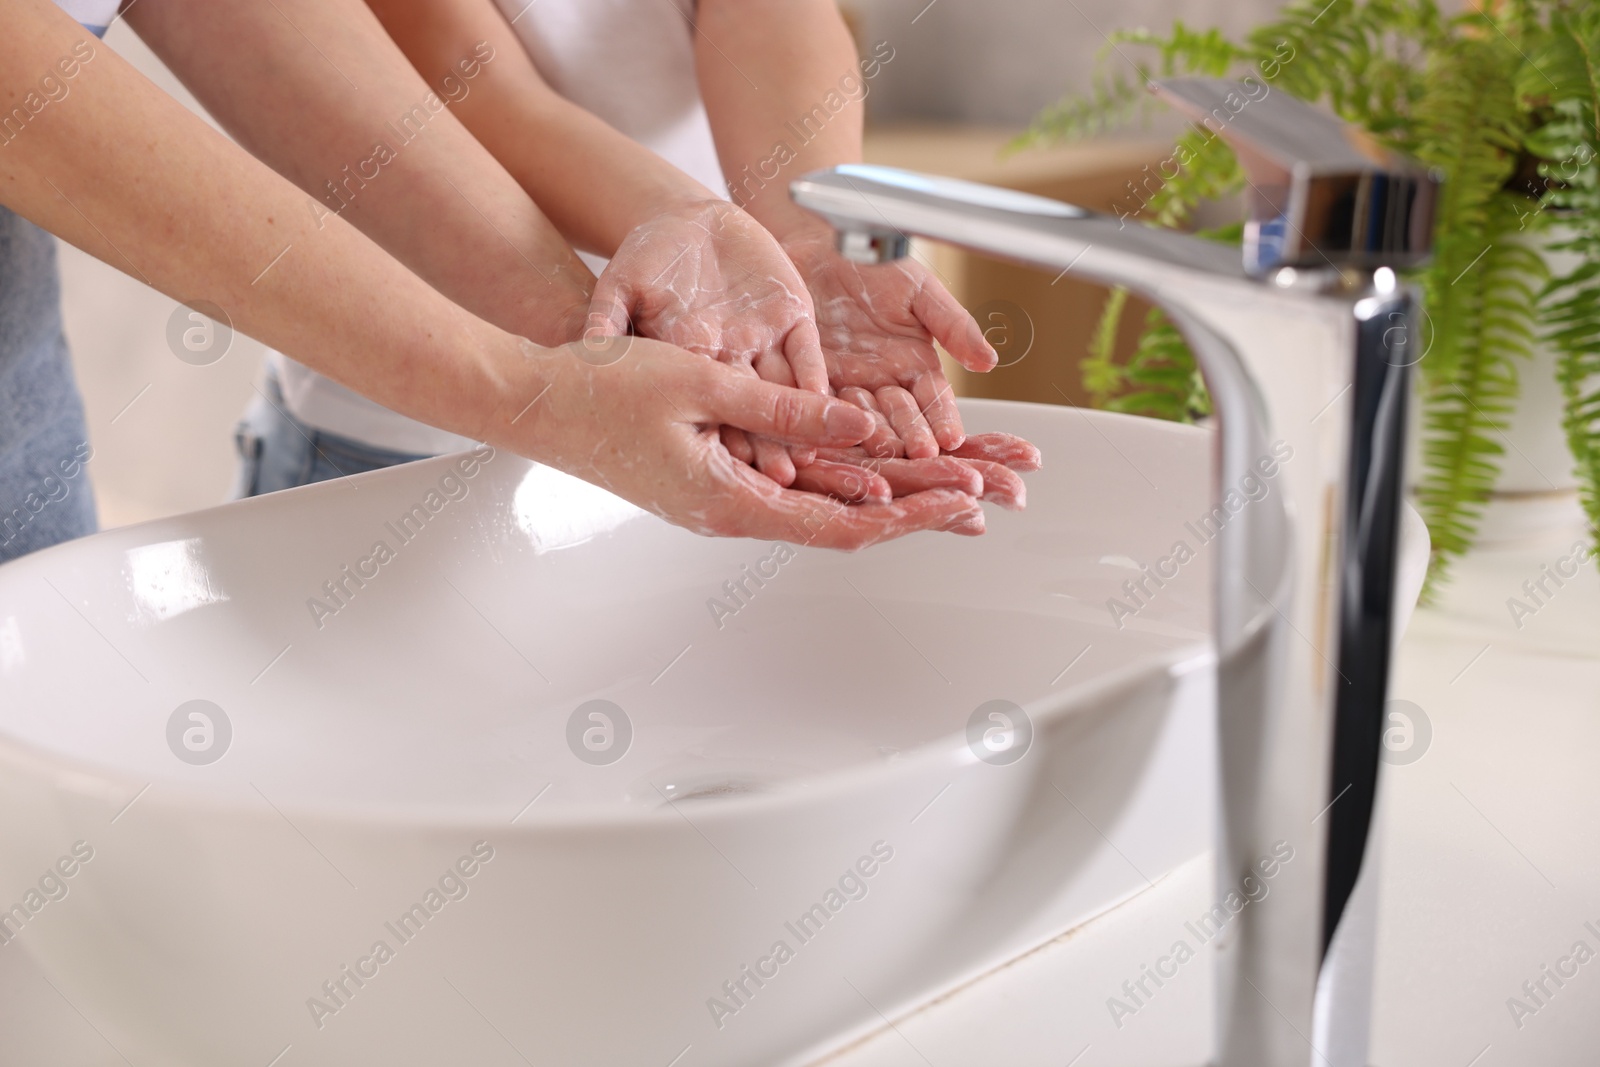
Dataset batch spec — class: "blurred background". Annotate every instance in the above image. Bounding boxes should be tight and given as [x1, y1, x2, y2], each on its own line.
[65, 0, 1288, 529]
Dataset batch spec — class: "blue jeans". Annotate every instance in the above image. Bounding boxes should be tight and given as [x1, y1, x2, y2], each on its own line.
[0, 205, 97, 565]
[232, 371, 431, 496]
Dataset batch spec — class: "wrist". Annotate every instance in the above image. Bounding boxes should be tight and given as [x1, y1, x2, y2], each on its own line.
[506, 273, 593, 348]
[472, 329, 567, 458]
[641, 196, 749, 231]
[609, 190, 730, 253]
[777, 224, 843, 280]
[766, 207, 839, 251]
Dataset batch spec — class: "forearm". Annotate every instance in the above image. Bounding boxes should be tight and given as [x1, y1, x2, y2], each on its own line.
[0, 0, 545, 450]
[696, 0, 870, 242]
[364, 0, 716, 258]
[125, 0, 593, 345]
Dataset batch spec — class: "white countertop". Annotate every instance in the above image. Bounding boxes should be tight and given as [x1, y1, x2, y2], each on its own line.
[818, 516, 1600, 1067]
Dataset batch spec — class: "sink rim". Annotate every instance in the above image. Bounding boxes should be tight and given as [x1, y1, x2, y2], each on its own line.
[0, 400, 1229, 828]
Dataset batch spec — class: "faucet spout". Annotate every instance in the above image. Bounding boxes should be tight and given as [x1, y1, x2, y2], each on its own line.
[790, 81, 1437, 1067]
[794, 163, 1248, 283]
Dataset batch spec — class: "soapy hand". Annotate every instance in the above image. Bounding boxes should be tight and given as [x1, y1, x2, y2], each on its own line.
[782, 228, 1000, 459]
[794, 381, 1041, 507]
[795, 432, 1042, 511]
[833, 384, 1043, 472]
[583, 207, 1036, 524]
[503, 335, 986, 547]
[587, 200, 828, 485]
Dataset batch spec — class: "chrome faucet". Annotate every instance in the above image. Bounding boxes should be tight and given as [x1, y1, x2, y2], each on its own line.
[791, 79, 1437, 1067]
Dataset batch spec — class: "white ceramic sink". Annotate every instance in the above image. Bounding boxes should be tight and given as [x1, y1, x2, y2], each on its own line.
[0, 399, 1426, 1066]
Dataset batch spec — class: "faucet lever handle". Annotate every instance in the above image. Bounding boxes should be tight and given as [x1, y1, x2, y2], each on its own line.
[1151, 78, 1439, 276]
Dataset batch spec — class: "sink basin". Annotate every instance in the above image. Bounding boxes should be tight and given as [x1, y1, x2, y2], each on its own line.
[0, 399, 1426, 1066]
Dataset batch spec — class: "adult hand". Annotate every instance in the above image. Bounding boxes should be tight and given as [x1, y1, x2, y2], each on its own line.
[782, 228, 999, 459]
[504, 336, 986, 547]
[587, 200, 827, 485]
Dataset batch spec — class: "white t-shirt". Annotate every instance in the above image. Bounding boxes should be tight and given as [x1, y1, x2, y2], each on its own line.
[271, 0, 727, 454]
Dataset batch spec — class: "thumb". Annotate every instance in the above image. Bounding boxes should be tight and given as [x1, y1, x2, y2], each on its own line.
[707, 372, 875, 448]
[585, 274, 635, 341]
[912, 280, 998, 372]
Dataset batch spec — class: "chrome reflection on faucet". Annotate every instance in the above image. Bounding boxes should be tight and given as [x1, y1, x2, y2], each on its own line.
[790, 79, 1438, 1067]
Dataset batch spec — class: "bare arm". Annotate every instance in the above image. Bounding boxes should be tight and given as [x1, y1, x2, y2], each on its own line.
[691, 0, 996, 457]
[694, 0, 865, 243]
[1, 0, 529, 441]
[364, 0, 717, 258]
[124, 0, 594, 344]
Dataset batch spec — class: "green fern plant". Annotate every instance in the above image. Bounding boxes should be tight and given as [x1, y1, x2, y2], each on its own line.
[1523, 5, 1600, 576]
[1017, 0, 1600, 595]
[1409, 30, 1540, 590]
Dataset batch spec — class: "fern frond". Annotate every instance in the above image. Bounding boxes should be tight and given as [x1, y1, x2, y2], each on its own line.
[1082, 286, 1131, 406]
[1414, 32, 1529, 386]
[1245, 0, 1445, 135]
[1138, 127, 1244, 230]
[1008, 67, 1147, 153]
[1012, 19, 1254, 153]
[1517, 3, 1600, 118]
[1078, 125, 1243, 411]
[1417, 202, 1548, 595]
[1103, 307, 1210, 423]
[1528, 3, 1600, 561]
[1116, 22, 1246, 77]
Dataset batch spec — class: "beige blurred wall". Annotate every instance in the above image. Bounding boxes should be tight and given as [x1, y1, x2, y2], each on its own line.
[850, 0, 1291, 125]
